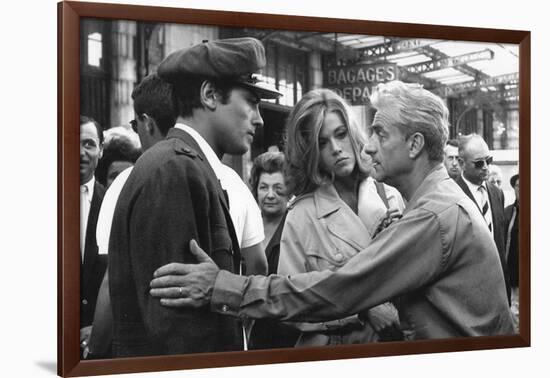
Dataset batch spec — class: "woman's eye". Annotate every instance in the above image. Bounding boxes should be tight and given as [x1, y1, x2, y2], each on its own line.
[336, 131, 347, 139]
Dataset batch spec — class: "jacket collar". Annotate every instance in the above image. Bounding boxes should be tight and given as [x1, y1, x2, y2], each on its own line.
[165, 127, 231, 212]
[166, 127, 204, 158]
[404, 164, 449, 215]
[172, 123, 224, 176]
[313, 184, 342, 219]
[313, 183, 374, 249]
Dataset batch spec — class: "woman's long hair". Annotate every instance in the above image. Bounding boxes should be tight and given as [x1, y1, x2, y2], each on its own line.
[284, 88, 369, 197]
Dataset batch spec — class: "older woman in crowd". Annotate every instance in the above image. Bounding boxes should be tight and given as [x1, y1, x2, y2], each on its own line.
[247, 151, 300, 349]
[248, 151, 290, 274]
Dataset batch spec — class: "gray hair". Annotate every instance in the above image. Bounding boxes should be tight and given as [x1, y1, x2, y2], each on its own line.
[249, 151, 286, 202]
[370, 81, 449, 162]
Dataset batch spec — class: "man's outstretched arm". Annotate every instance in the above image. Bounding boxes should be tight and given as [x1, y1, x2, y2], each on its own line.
[150, 209, 444, 323]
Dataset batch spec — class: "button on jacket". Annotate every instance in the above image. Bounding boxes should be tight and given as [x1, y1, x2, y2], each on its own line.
[211, 166, 514, 339]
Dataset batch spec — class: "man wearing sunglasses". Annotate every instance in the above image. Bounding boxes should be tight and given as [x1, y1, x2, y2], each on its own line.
[456, 134, 511, 304]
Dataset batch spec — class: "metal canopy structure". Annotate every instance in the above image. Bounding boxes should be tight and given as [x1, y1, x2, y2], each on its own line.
[250, 29, 519, 105]
[324, 33, 519, 104]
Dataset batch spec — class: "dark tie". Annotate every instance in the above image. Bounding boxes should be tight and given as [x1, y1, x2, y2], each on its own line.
[505, 206, 517, 260]
[478, 186, 492, 232]
[80, 185, 89, 262]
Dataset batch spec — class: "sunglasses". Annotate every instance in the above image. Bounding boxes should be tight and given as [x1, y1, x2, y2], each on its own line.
[129, 119, 138, 133]
[472, 156, 493, 169]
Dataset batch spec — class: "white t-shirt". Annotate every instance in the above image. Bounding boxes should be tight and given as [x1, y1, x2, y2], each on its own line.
[218, 164, 264, 248]
[96, 167, 133, 255]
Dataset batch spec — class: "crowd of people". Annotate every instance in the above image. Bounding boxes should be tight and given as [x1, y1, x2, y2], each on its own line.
[79, 37, 520, 359]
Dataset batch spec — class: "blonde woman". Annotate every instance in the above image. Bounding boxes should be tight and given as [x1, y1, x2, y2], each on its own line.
[279, 88, 403, 346]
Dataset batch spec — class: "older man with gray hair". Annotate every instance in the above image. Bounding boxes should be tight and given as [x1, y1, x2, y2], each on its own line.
[149, 81, 514, 340]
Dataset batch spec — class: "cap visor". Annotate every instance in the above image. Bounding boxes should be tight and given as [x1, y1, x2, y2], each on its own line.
[239, 82, 283, 100]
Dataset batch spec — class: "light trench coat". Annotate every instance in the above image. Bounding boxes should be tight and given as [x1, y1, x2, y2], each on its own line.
[278, 177, 404, 346]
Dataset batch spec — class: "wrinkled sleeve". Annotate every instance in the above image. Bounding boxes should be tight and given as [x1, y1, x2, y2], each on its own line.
[211, 208, 445, 322]
[129, 159, 209, 347]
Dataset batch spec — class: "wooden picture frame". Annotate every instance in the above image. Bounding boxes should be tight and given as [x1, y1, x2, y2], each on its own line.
[58, 1, 530, 376]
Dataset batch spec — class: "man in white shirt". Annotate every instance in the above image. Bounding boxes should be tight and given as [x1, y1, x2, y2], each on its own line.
[79, 115, 106, 355]
[443, 139, 462, 181]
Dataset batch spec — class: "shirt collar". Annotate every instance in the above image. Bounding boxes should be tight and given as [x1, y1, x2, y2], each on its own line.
[404, 164, 448, 213]
[314, 184, 342, 218]
[174, 123, 224, 179]
[81, 176, 95, 201]
[313, 179, 378, 219]
[462, 172, 486, 193]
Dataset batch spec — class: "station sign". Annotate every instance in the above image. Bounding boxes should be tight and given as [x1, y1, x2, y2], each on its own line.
[325, 63, 398, 105]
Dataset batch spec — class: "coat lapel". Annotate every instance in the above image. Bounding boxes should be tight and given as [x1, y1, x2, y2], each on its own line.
[82, 181, 104, 281]
[487, 184, 500, 215]
[357, 178, 391, 238]
[456, 176, 483, 214]
[315, 184, 371, 251]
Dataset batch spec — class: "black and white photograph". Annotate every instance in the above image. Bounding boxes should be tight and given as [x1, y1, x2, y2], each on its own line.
[58, 1, 530, 376]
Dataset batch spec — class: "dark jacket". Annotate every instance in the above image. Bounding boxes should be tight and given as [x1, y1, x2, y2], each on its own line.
[249, 212, 300, 350]
[504, 201, 519, 288]
[265, 212, 287, 276]
[456, 176, 511, 302]
[108, 128, 243, 357]
[81, 181, 107, 328]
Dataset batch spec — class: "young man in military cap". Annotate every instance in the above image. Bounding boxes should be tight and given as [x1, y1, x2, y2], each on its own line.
[108, 37, 281, 357]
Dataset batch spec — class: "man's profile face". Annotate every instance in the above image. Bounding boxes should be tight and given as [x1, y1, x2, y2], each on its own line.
[444, 144, 461, 179]
[363, 110, 412, 186]
[212, 86, 264, 156]
[134, 115, 156, 151]
[461, 139, 491, 186]
[80, 121, 102, 184]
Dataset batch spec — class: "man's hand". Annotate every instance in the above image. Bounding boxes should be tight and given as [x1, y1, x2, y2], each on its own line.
[149, 240, 220, 308]
[363, 302, 400, 333]
[80, 325, 93, 345]
[360, 302, 404, 341]
[374, 209, 402, 237]
[80, 325, 92, 358]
